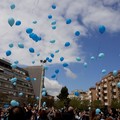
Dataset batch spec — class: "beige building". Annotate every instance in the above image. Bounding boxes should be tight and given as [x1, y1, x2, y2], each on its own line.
[88, 87, 97, 103]
[96, 71, 120, 106]
[68, 89, 89, 100]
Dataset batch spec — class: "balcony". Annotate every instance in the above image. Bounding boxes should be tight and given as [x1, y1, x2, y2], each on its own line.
[105, 102, 108, 105]
[103, 84, 107, 88]
[104, 90, 107, 93]
[113, 95, 117, 99]
[104, 96, 108, 99]
[113, 89, 116, 92]
[112, 82, 116, 86]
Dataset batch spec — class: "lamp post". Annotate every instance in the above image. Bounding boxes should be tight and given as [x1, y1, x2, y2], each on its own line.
[38, 60, 46, 110]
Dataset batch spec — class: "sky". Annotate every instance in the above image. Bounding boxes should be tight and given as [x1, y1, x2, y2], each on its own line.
[0, 0, 120, 96]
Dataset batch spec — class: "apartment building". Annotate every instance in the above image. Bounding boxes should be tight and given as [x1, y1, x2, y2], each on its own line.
[88, 87, 97, 103]
[0, 58, 35, 104]
[68, 89, 89, 100]
[96, 71, 120, 106]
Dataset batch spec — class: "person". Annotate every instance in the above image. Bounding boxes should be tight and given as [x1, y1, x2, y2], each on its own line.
[8, 106, 26, 120]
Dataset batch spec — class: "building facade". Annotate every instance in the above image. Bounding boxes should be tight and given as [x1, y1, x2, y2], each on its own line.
[96, 71, 120, 106]
[0, 58, 35, 105]
[88, 87, 97, 103]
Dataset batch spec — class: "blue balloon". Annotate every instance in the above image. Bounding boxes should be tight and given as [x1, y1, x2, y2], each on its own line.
[13, 82, 16, 86]
[33, 20, 37, 24]
[75, 31, 80, 36]
[55, 50, 59, 53]
[60, 57, 64, 62]
[63, 63, 68, 67]
[14, 60, 19, 64]
[52, 4, 56, 9]
[42, 91, 46, 96]
[65, 42, 70, 47]
[55, 69, 59, 74]
[98, 53, 105, 58]
[48, 15, 52, 19]
[26, 28, 33, 34]
[32, 78, 36, 81]
[51, 21, 56, 25]
[10, 4, 15, 9]
[51, 74, 56, 78]
[42, 102, 46, 107]
[18, 43, 24, 48]
[99, 25, 106, 34]
[11, 63, 17, 68]
[84, 62, 87, 68]
[90, 56, 95, 60]
[6, 50, 11, 56]
[48, 58, 52, 62]
[10, 100, 18, 107]
[37, 52, 40, 56]
[46, 57, 49, 61]
[42, 88, 46, 92]
[29, 33, 41, 42]
[10, 77, 17, 83]
[76, 57, 81, 61]
[26, 77, 30, 81]
[29, 48, 34, 53]
[15, 20, 21, 26]
[113, 70, 118, 76]
[96, 108, 101, 114]
[50, 40, 56, 43]
[36, 96, 39, 100]
[74, 92, 79, 96]
[19, 92, 23, 96]
[102, 69, 106, 74]
[8, 17, 15, 27]
[52, 26, 56, 30]
[117, 82, 120, 88]
[44, 66, 48, 70]
[50, 53, 54, 58]
[66, 19, 72, 24]
[9, 43, 14, 48]
[32, 61, 35, 64]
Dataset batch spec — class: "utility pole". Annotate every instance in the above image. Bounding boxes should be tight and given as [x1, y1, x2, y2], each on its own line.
[38, 60, 46, 110]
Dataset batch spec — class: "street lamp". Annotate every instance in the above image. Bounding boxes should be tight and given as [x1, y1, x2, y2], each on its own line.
[38, 60, 46, 110]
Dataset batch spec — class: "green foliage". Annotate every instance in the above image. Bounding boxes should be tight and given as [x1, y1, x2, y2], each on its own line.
[79, 100, 90, 111]
[69, 98, 90, 110]
[57, 86, 69, 100]
[69, 98, 80, 109]
[91, 100, 102, 109]
[111, 99, 120, 109]
[54, 100, 64, 109]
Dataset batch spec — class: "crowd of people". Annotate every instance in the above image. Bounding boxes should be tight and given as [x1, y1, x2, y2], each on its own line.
[0, 103, 120, 120]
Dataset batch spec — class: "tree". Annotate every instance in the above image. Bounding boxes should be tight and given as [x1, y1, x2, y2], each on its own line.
[111, 99, 120, 109]
[69, 98, 80, 109]
[54, 100, 64, 109]
[57, 86, 69, 100]
[91, 100, 103, 109]
[57, 86, 70, 107]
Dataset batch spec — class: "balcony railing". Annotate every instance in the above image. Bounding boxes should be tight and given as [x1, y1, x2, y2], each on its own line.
[103, 84, 107, 87]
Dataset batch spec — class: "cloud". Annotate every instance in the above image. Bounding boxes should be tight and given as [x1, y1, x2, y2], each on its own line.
[0, 0, 120, 66]
[64, 67, 77, 79]
[44, 77, 63, 96]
